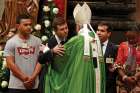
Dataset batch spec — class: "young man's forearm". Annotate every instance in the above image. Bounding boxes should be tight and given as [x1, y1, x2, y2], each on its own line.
[31, 62, 42, 80]
[6, 56, 28, 82]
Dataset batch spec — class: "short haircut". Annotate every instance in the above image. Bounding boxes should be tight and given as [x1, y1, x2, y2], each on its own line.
[52, 16, 67, 32]
[16, 13, 32, 24]
[97, 21, 112, 32]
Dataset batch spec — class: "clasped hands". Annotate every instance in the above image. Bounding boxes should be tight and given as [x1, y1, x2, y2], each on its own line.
[23, 76, 35, 89]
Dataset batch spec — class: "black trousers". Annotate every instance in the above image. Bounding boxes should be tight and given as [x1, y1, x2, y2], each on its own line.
[8, 89, 40, 93]
[106, 81, 117, 93]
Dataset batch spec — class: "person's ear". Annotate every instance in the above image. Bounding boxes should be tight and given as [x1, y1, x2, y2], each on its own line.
[108, 32, 111, 37]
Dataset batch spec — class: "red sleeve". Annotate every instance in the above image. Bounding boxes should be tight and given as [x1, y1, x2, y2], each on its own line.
[115, 42, 128, 65]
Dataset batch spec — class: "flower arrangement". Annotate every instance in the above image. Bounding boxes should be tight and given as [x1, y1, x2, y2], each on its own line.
[0, 51, 9, 91]
[34, 0, 60, 44]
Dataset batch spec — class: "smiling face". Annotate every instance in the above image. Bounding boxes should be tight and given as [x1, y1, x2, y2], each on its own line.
[96, 25, 111, 43]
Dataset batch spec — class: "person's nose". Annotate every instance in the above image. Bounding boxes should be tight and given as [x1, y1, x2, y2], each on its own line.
[96, 31, 100, 35]
[64, 28, 68, 33]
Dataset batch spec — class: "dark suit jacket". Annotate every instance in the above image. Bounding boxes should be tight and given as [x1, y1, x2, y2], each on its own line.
[38, 36, 59, 64]
[38, 35, 66, 93]
[104, 41, 118, 93]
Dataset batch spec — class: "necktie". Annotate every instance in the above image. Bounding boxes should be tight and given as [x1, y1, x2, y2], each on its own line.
[60, 41, 65, 45]
[101, 43, 104, 48]
[101, 43, 104, 55]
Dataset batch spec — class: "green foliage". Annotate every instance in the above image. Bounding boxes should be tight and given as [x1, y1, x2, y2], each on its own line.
[0, 51, 4, 80]
[34, 0, 59, 44]
[0, 51, 9, 91]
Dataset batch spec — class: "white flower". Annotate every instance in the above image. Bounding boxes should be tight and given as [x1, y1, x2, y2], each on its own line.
[2, 58, 7, 70]
[41, 36, 48, 41]
[34, 24, 41, 31]
[43, 6, 50, 12]
[48, 0, 52, 2]
[44, 20, 50, 28]
[53, 8, 59, 14]
[52, 31, 55, 35]
[0, 51, 4, 56]
[1, 81, 8, 88]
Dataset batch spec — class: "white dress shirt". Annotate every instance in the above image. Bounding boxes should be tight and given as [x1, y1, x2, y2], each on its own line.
[43, 35, 66, 53]
[55, 34, 66, 44]
[102, 40, 109, 55]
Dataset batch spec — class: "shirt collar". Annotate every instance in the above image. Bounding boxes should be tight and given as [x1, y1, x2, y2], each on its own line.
[102, 39, 109, 47]
[55, 34, 66, 44]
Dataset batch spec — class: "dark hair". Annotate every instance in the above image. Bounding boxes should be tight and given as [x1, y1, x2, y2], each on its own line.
[16, 13, 32, 24]
[52, 16, 67, 32]
[97, 21, 112, 32]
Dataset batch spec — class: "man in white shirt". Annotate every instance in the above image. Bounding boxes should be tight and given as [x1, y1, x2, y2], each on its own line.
[96, 21, 118, 93]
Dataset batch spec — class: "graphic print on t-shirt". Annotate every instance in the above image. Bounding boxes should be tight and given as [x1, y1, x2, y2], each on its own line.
[17, 46, 35, 55]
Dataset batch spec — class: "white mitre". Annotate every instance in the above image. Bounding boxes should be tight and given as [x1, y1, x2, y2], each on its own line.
[73, 2, 92, 56]
[73, 2, 102, 58]
[73, 3, 103, 93]
[73, 2, 91, 25]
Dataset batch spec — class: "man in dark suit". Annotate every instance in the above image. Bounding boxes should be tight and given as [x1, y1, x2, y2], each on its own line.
[38, 16, 69, 93]
[38, 16, 68, 64]
[96, 22, 118, 93]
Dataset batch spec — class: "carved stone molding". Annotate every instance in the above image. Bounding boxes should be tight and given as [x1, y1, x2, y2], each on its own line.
[68, 19, 139, 31]
[68, 0, 134, 3]
[67, 1, 136, 17]
[67, 1, 137, 31]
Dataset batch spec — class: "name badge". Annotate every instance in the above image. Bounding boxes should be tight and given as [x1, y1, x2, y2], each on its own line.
[106, 58, 114, 64]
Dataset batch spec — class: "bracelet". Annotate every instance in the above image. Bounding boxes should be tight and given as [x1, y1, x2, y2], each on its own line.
[122, 75, 128, 81]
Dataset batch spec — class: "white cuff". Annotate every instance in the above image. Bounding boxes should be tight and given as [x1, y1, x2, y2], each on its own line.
[43, 46, 50, 53]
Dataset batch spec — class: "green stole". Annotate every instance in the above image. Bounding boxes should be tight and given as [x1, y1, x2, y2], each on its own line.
[44, 34, 105, 93]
